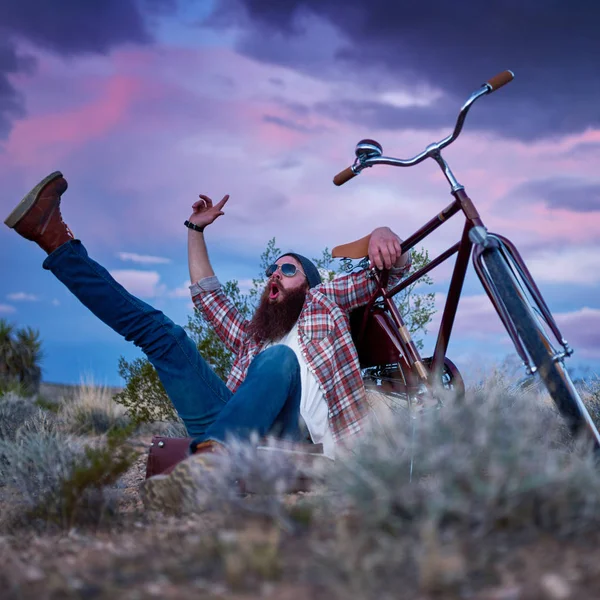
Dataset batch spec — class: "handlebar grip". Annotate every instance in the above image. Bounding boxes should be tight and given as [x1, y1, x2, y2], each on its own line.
[486, 70, 515, 92]
[333, 166, 357, 186]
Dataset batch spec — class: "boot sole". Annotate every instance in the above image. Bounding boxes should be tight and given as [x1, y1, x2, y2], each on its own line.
[4, 171, 64, 228]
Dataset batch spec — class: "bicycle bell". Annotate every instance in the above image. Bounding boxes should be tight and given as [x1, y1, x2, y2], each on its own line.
[355, 138, 383, 160]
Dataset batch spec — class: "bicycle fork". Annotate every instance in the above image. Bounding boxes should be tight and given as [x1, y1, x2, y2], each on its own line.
[471, 227, 573, 376]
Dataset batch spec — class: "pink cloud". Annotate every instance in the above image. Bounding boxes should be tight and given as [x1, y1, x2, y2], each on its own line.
[6, 75, 143, 166]
[3, 42, 600, 274]
[427, 293, 509, 341]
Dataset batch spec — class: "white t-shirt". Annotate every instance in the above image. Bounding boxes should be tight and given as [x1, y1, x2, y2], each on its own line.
[263, 323, 336, 459]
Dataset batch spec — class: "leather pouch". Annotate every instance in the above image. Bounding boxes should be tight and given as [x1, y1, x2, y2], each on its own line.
[144, 436, 324, 480]
[145, 436, 193, 479]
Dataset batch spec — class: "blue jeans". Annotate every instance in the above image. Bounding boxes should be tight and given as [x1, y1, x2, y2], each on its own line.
[43, 240, 303, 450]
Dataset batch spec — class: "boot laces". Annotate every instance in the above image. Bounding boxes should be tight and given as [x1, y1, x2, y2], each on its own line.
[39, 200, 73, 238]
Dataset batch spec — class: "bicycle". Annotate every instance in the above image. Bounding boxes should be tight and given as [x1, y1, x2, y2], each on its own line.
[330, 70, 600, 448]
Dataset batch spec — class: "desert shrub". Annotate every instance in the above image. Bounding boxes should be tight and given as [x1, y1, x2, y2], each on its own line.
[0, 420, 138, 530]
[50, 423, 138, 527]
[311, 379, 600, 596]
[331, 384, 595, 534]
[0, 396, 47, 442]
[0, 423, 82, 523]
[60, 378, 130, 435]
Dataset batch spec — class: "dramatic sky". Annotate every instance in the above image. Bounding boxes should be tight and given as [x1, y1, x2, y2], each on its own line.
[1, 0, 599, 386]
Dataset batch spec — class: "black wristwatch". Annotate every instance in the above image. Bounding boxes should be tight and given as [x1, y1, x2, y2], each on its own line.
[184, 220, 205, 233]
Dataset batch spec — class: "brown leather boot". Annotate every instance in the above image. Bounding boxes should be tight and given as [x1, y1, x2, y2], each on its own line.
[4, 171, 74, 254]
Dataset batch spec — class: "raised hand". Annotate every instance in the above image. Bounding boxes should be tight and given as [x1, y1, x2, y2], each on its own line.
[368, 226, 403, 270]
[188, 194, 229, 230]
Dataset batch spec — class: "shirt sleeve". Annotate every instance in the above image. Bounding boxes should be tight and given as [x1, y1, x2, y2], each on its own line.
[190, 278, 249, 354]
[317, 250, 413, 312]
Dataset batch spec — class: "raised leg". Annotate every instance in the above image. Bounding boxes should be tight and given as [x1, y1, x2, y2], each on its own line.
[43, 240, 231, 437]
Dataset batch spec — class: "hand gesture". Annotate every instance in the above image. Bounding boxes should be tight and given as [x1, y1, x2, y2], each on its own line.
[368, 226, 403, 270]
[188, 194, 229, 230]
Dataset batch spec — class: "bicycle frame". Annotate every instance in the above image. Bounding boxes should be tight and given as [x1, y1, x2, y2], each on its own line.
[343, 71, 575, 390]
[353, 184, 571, 391]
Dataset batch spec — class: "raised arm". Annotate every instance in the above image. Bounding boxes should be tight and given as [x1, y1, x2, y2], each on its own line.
[187, 194, 229, 284]
[187, 193, 250, 354]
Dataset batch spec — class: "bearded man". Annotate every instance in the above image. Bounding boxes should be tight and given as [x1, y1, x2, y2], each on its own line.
[5, 172, 411, 506]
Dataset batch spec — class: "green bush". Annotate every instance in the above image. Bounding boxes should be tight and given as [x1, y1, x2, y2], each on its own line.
[114, 356, 176, 423]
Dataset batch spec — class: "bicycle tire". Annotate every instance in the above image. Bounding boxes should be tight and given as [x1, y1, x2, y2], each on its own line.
[483, 248, 600, 446]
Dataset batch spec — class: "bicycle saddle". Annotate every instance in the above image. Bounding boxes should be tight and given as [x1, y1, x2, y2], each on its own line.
[331, 234, 371, 259]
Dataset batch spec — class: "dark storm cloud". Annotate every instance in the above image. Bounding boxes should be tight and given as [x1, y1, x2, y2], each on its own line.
[262, 114, 315, 133]
[0, 0, 175, 138]
[314, 98, 456, 133]
[0, 42, 35, 137]
[511, 178, 600, 212]
[208, 0, 600, 140]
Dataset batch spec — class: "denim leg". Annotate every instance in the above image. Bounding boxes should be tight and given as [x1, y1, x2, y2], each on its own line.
[43, 240, 231, 437]
[200, 345, 303, 447]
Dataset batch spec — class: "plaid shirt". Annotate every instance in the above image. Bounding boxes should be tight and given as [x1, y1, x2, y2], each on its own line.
[190, 263, 410, 443]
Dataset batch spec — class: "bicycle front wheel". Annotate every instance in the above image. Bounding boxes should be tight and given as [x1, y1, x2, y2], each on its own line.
[482, 248, 600, 447]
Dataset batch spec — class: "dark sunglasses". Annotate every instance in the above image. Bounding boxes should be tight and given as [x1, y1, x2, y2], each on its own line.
[265, 262, 306, 278]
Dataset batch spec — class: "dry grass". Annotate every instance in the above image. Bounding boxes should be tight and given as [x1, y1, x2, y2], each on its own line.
[58, 375, 130, 435]
[1, 371, 600, 598]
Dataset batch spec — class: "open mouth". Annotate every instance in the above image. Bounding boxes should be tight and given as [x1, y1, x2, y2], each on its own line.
[269, 282, 280, 301]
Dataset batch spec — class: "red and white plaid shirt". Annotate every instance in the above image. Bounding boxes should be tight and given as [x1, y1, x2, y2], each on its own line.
[191, 263, 410, 443]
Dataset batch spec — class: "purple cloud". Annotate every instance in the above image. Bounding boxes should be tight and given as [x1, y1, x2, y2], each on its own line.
[262, 114, 321, 134]
[508, 178, 600, 213]
[0, 0, 176, 138]
[207, 0, 600, 140]
[557, 308, 600, 359]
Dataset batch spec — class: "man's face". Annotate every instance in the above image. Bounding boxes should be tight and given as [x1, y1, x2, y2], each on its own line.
[248, 256, 309, 342]
[266, 256, 308, 303]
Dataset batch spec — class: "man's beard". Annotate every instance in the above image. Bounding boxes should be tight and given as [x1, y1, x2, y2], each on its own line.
[248, 281, 308, 343]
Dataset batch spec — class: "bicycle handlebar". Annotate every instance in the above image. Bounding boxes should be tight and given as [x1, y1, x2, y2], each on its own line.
[486, 70, 514, 92]
[333, 166, 357, 186]
[333, 70, 515, 186]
